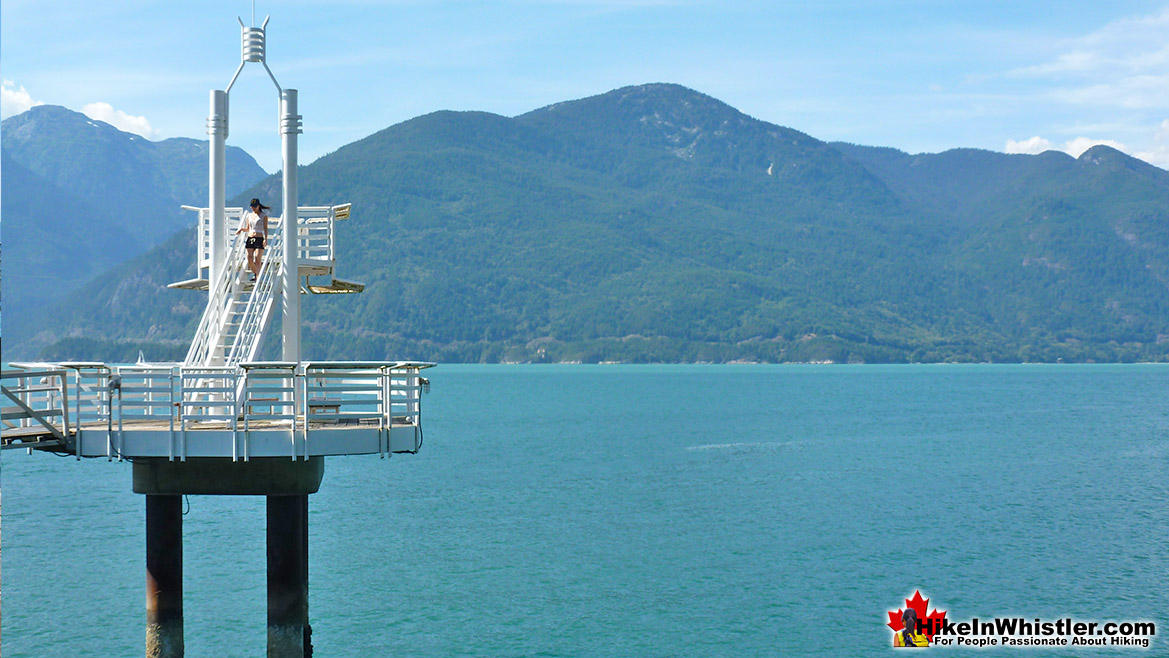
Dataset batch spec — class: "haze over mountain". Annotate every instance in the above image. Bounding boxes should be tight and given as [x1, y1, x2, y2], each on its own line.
[1, 105, 267, 332]
[7, 85, 1169, 363]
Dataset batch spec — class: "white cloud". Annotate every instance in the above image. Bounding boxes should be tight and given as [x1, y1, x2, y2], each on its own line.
[1, 79, 44, 118]
[1132, 118, 1169, 168]
[1011, 7, 1169, 80]
[1153, 118, 1169, 140]
[1061, 136, 1126, 157]
[1005, 7, 1169, 114]
[994, 7, 1169, 170]
[1004, 135, 1131, 159]
[1013, 51, 1102, 78]
[1047, 74, 1169, 110]
[81, 102, 160, 138]
[1004, 136, 1054, 154]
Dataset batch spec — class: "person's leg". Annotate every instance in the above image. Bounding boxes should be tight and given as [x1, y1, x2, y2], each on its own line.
[245, 248, 258, 278]
[253, 248, 264, 276]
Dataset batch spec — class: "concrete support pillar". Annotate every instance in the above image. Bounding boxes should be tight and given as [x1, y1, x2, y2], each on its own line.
[268, 494, 311, 657]
[280, 89, 302, 363]
[146, 494, 184, 658]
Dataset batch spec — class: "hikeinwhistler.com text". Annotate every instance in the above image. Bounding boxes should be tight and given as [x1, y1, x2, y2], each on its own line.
[918, 617, 1156, 648]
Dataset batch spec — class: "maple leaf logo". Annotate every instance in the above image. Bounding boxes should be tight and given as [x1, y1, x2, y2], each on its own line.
[887, 590, 947, 642]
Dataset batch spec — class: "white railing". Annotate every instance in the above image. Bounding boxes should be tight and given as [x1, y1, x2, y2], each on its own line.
[185, 235, 250, 365]
[117, 366, 179, 420]
[180, 366, 239, 425]
[4, 361, 432, 460]
[185, 203, 350, 277]
[182, 203, 352, 367]
[180, 366, 239, 461]
[65, 365, 114, 458]
[303, 363, 386, 455]
[225, 218, 284, 365]
[1, 367, 71, 449]
[241, 362, 298, 460]
[387, 369, 423, 426]
[116, 366, 179, 459]
[185, 218, 284, 367]
[294, 204, 347, 264]
[3, 363, 115, 458]
[298, 218, 332, 263]
[187, 205, 246, 274]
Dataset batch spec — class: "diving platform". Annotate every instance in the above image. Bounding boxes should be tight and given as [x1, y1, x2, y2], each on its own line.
[2, 361, 432, 460]
[169, 277, 365, 293]
[172, 203, 362, 294]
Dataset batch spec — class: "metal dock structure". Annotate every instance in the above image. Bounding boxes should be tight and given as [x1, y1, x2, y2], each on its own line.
[2, 361, 431, 460]
[4, 14, 435, 658]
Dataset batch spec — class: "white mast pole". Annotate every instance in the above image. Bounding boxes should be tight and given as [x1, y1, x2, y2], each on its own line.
[280, 89, 302, 362]
[208, 90, 228, 306]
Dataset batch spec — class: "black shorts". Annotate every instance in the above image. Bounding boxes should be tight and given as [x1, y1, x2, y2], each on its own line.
[245, 235, 265, 249]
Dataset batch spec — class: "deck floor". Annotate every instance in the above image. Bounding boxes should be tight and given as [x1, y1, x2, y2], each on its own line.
[82, 416, 410, 431]
[4, 416, 414, 447]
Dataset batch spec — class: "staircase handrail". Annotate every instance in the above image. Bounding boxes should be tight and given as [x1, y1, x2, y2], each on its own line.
[184, 234, 249, 366]
[225, 218, 284, 365]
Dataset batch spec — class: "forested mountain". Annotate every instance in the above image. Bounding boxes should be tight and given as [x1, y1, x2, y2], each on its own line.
[1, 105, 267, 335]
[8, 85, 1169, 363]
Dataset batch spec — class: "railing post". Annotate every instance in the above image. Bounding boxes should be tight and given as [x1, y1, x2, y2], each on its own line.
[409, 368, 420, 425]
[329, 213, 335, 263]
[169, 369, 177, 462]
[57, 370, 71, 441]
[293, 366, 304, 460]
[106, 371, 114, 461]
[117, 379, 125, 461]
[377, 367, 387, 459]
[180, 368, 188, 462]
[299, 367, 308, 458]
[73, 369, 82, 458]
[19, 377, 31, 430]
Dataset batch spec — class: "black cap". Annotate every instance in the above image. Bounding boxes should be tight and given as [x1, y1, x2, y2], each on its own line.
[250, 198, 270, 210]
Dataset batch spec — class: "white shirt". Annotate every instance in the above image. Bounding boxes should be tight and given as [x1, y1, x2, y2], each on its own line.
[241, 210, 267, 236]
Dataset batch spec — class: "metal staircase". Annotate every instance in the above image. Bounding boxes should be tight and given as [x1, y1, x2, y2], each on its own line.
[177, 203, 360, 368]
[185, 218, 284, 367]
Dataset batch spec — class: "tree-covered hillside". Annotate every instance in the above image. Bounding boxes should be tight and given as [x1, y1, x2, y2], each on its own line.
[1, 105, 267, 342]
[11, 85, 1169, 363]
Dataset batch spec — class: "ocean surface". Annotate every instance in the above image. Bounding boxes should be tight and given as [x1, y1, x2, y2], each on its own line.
[2, 364, 1167, 656]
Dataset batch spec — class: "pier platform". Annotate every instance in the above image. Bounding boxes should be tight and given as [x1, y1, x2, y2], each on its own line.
[2, 360, 432, 461]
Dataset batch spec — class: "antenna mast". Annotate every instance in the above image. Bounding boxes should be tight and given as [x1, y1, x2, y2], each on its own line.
[206, 9, 302, 362]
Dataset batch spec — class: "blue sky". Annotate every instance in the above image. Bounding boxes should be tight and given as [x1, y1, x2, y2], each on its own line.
[4, 1, 1169, 173]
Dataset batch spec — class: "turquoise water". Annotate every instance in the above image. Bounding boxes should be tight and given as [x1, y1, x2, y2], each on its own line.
[3, 364, 1167, 656]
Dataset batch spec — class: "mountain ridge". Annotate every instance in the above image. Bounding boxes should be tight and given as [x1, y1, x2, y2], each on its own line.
[7, 84, 1168, 363]
[1, 104, 268, 337]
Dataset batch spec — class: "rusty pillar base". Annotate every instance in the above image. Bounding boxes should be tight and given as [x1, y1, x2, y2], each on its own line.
[146, 494, 184, 658]
[268, 626, 306, 657]
[146, 623, 184, 658]
[268, 494, 311, 657]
